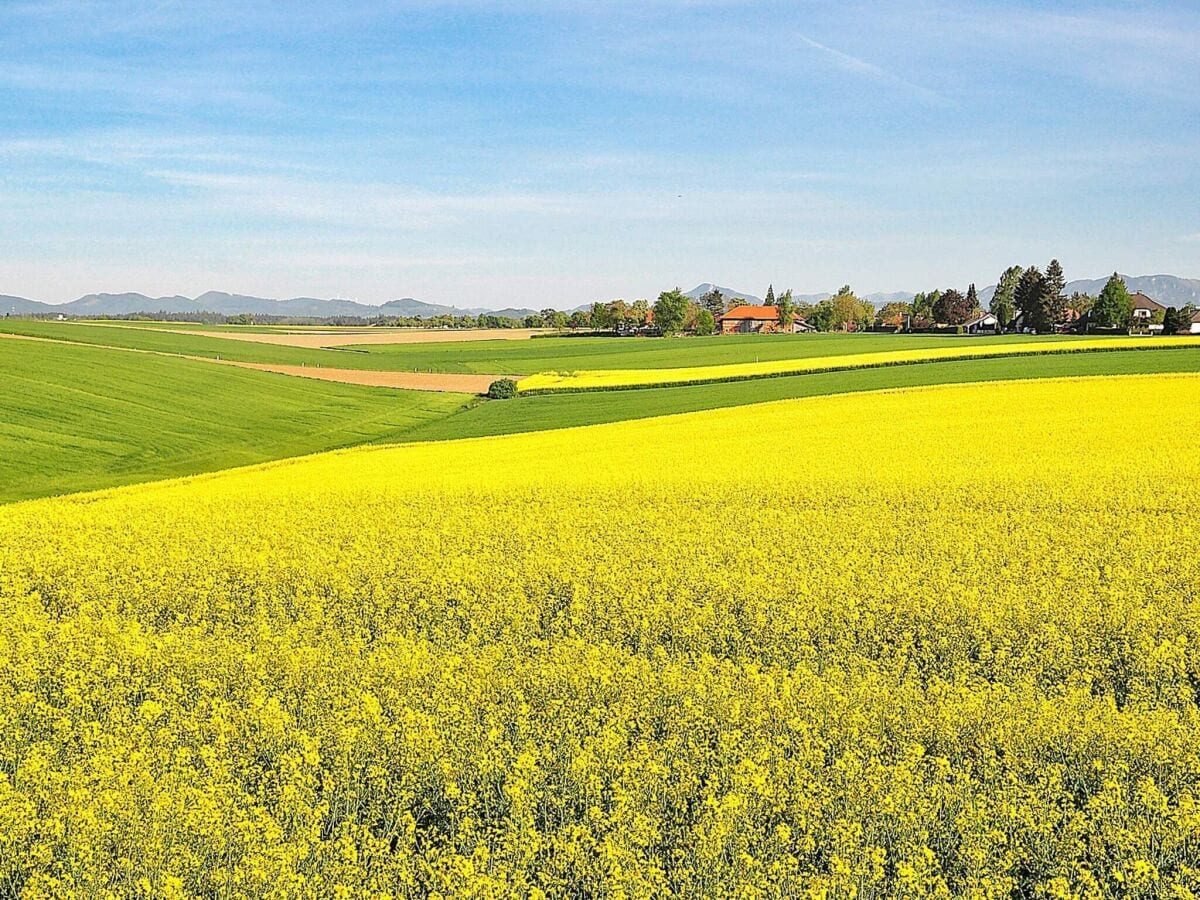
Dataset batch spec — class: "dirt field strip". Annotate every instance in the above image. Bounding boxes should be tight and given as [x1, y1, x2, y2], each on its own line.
[2, 330, 504, 393]
[222, 362, 502, 393]
[118, 326, 550, 348]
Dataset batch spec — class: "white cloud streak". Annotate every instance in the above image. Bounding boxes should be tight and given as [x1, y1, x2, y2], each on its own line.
[793, 32, 954, 108]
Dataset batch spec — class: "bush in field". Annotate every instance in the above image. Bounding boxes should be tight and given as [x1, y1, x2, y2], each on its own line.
[487, 377, 518, 399]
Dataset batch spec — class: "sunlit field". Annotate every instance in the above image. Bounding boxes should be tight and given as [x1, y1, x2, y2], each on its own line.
[3, 375, 1198, 897]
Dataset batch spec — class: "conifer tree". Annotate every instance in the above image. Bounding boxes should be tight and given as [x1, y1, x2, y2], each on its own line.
[1044, 259, 1067, 326]
[764, 284, 776, 306]
[990, 265, 1023, 330]
[1015, 266, 1050, 332]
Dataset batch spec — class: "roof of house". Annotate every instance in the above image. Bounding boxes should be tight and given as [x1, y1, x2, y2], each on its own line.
[718, 305, 780, 322]
[1130, 292, 1166, 312]
[1192, 309, 1200, 323]
[963, 311, 997, 327]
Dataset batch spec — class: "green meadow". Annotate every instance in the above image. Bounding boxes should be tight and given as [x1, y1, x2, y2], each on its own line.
[4, 324, 1198, 503]
[1, 318, 1095, 374]
[403, 347, 1200, 441]
[0, 337, 468, 503]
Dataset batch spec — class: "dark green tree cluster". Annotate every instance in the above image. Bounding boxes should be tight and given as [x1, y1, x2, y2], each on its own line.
[699, 288, 726, 317]
[1162, 304, 1197, 335]
[1010, 258, 1068, 333]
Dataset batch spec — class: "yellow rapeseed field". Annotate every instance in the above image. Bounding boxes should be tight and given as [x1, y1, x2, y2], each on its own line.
[2, 374, 1199, 898]
[516, 335, 1200, 392]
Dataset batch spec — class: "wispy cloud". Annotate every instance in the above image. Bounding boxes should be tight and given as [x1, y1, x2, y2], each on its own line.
[794, 32, 954, 108]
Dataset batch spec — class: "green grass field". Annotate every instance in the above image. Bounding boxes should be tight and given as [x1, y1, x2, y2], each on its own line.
[1, 318, 1098, 374]
[0, 337, 469, 503]
[403, 347, 1200, 441]
[347, 331, 1103, 374]
[4, 324, 1199, 504]
[75, 320, 422, 334]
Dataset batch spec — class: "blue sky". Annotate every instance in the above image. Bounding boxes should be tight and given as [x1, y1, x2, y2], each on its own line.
[1, 1, 1198, 307]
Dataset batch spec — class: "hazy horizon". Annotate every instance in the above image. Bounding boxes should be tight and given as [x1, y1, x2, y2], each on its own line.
[3, 1, 1198, 307]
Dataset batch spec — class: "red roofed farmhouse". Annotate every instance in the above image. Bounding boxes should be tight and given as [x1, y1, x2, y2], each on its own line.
[717, 305, 810, 335]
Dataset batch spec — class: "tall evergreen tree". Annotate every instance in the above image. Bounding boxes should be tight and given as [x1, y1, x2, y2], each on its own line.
[764, 284, 776, 306]
[1015, 266, 1050, 332]
[966, 283, 979, 313]
[1044, 259, 1067, 326]
[990, 265, 1023, 331]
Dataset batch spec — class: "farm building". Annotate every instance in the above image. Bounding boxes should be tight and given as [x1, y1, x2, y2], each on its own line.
[963, 311, 999, 334]
[716, 305, 809, 335]
[1192, 309, 1200, 334]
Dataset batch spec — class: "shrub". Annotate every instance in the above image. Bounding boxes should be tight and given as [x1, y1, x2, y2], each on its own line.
[487, 378, 518, 399]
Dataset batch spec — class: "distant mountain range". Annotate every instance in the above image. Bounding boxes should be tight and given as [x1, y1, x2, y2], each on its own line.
[0, 290, 541, 320]
[4, 275, 1197, 320]
[977, 274, 1200, 307]
[684, 284, 765, 305]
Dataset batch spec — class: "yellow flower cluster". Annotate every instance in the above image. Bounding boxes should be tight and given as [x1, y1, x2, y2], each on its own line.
[1, 375, 1199, 898]
[516, 336, 1199, 392]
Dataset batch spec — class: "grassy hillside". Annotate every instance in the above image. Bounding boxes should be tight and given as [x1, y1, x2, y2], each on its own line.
[408, 347, 1200, 441]
[0, 337, 469, 502]
[4, 335, 1198, 502]
[2, 318, 1094, 374]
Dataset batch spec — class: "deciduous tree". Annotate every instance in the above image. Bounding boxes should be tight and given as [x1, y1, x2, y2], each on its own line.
[652, 288, 689, 335]
[776, 289, 797, 328]
[933, 288, 972, 326]
[877, 301, 911, 328]
[590, 301, 612, 331]
[1091, 273, 1133, 329]
[828, 286, 872, 331]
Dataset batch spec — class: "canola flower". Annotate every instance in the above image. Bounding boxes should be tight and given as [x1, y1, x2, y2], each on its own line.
[515, 335, 1200, 392]
[1, 374, 1199, 898]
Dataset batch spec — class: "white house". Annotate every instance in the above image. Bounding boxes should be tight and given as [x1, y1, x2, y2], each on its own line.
[1191, 309, 1200, 335]
[963, 311, 999, 334]
[1130, 292, 1166, 331]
